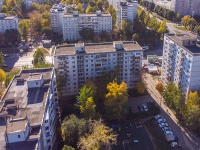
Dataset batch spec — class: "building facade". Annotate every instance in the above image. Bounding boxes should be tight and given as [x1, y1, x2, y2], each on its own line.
[170, 0, 200, 16]
[50, 4, 112, 41]
[50, 3, 66, 35]
[0, 13, 18, 33]
[62, 11, 112, 41]
[54, 41, 144, 95]
[161, 34, 200, 98]
[116, 0, 138, 29]
[0, 68, 58, 150]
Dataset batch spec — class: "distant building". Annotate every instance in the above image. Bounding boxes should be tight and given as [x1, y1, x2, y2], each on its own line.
[50, 4, 112, 41]
[161, 34, 200, 98]
[170, 0, 200, 16]
[62, 11, 112, 41]
[24, 0, 45, 9]
[0, 13, 18, 33]
[116, 0, 138, 29]
[54, 41, 144, 95]
[0, 68, 58, 150]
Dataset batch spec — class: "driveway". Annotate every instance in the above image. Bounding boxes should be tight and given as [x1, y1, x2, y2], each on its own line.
[143, 73, 200, 150]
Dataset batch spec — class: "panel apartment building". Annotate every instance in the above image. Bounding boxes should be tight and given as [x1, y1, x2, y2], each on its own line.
[116, 0, 138, 29]
[0, 68, 58, 150]
[161, 34, 200, 98]
[0, 13, 18, 33]
[170, 0, 200, 16]
[54, 41, 144, 95]
[50, 4, 112, 41]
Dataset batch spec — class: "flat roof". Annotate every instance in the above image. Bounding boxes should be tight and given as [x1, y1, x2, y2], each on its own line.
[0, 68, 53, 149]
[55, 41, 143, 56]
[63, 13, 111, 17]
[166, 34, 200, 54]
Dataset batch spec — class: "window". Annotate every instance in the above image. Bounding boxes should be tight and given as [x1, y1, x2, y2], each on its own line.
[18, 135, 20, 138]
[36, 82, 38, 85]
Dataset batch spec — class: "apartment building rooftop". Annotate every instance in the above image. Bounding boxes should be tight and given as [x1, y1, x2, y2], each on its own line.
[0, 13, 16, 20]
[63, 11, 111, 17]
[166, 34, 200, 54]
[0, 68, 54, 149]
[55, 41, 143, 56]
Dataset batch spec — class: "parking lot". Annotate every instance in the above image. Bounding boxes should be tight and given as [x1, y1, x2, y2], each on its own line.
[112, 119, 154, 150]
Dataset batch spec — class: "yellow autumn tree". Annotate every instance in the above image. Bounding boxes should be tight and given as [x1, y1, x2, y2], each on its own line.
[136, 82, 145, 94]
[104, 81, 128, 121]
[76, 3, 83, 13]
[85, 4, 92, 13]
[0, 69, 6, 83]
[80, 97, 97, 119]
[156, 82, 164, 94]
[78, 120, 117, 150]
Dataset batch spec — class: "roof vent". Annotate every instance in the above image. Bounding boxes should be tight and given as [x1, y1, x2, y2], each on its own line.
[113, 41, 124, 51]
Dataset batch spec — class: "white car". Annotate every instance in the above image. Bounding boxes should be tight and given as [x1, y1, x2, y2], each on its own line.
[170, 142, 181, 148]
[157, 118, 166, 124]
[155, 115, 163, 120]
[162, 127, 171, 132]
[164, 131, 173, 135]
[159, 123, 168, 128]
[142, 104, 148, 111]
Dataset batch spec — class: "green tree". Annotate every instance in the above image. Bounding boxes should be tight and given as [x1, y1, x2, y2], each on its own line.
[163, 82, 181, 111]
[80, 97, 97, 119]
[148, 17, 160, 31]
[18, 20, 30, 40]
[62, 145, 75, 150]
[79, 28, 95, 41]
[132, 33, 139, 41]
[1, 5, 8, 13]
[56, 75, 66, 97]
[77, 82, 96, 109]
[104, 81, 128, 121]
[107, 5, 116, 26]
[0, 52, 4, 68]
[104, 1, 109, 10]
[78, 120, 117, 150]
[61, 114, 87, 147]
[96, 0, 103, 10]
[33, 48, 45, 65]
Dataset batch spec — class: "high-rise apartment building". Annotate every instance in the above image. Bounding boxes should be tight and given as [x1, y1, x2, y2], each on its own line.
[0, 68, 58, 150]
[170, 0, 200, 16]
[116, 0, 138, 29]
[62, 11, 112, 41]
[161, 34, 200, 98]
[54, 41, 144, 95]
[0, 13, 18, 33]
[50, 3, 66, 35]
[50, 4, 112, 41]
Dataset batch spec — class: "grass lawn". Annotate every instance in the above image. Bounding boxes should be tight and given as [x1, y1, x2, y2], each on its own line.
[175, 26, 188, 31]
[145, 119, 173, 150]
[174, 30, 181, 34]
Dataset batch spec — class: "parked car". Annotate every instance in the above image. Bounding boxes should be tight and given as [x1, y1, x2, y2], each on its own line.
[159, 123, 168, 128]
[164, 131, 173, 136]
[2, 54, 9, 57]
[170, 141, 181, 148]
[142, 104, 148, 111]
[138, 106, 144, 112]
[162, 127, 171, 132]
[157, 118, 166, 124]
[3, 64, 8, 67]
[155, 115, 163, 120]
[135, 122, 142, 128]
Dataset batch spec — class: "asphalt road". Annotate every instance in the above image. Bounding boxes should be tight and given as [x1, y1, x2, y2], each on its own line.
[143, 73, 200, 150]
[3, 47, 53, 69]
